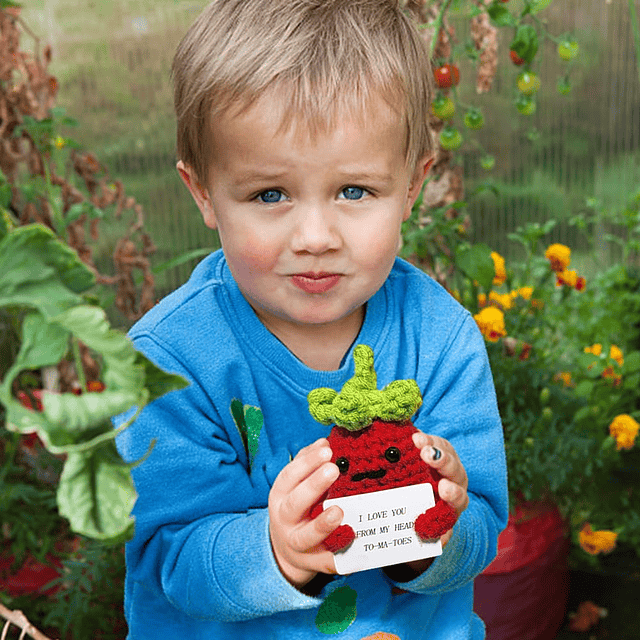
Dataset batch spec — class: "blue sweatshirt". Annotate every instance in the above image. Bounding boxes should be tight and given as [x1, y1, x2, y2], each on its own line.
[115, 250, 508, 640]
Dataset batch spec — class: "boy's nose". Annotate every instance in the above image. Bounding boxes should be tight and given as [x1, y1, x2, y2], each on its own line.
[290, 205, 342, 254]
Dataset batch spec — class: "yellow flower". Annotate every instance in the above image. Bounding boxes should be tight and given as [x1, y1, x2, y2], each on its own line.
[491, 251, 506, 286]
[545, 243, 571, 272]
[488, 291, 513, 310]
[609, 414, 639, 450]
[53, 135, 66, 149]
[579, 524, 618, 555]
[610, 345, 624, 366]
[556, 268, 577, 287]
[554, 371, 574, 388]
[584, 344, 602, 357]
[511, 286, 533, 301]
[474, 307, 506, 342]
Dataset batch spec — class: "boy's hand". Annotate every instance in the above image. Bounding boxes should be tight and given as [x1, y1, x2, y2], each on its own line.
[268, 438, 342, 590]
[386, 432, 468, 583]
[412, 431, 469, 548]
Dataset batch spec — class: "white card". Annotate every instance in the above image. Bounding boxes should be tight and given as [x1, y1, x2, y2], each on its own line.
[323, 483, 442, 575]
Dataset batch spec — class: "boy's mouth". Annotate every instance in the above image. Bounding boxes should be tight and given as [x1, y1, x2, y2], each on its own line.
[291, 272, 341, 294]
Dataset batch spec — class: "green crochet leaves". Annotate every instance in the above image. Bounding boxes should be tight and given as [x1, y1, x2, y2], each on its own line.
[308, 345, 422, 431]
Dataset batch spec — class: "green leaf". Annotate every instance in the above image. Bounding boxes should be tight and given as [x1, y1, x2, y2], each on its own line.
[0, 224, 94, 294]
[57, 442, 137, 542]
[53, 305, 144, 391]
[152, 247, 217, 274]
[135, 351, 190, 404]
[529, 0, 553, 14]
[487, 4, 516, 27]
[0, 312, 68, 401]
[315, 586, 357, 634]
[510, 25, 539, 64]
[574, 380, 594, 398]
[623, 351, 640, 374]
[456, 243, 495, 292]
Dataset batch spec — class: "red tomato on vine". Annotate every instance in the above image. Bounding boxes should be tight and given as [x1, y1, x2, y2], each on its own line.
[434, 64, 460, 89]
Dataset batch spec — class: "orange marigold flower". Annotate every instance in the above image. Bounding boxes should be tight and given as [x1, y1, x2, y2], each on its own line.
[569, 601, 605, 633]
[477, 293, 487, 308]
[556, 268, 577, 287]
[474, 307, 506, 342]
[511, 286, 533, 300]
[491, 251, 506, 286]
[575, 275, 586, 291]
[530, 298, 544, 310]
[488, 291, 513, 310]
[609, 414, 639, 450]
[584, 343, 602, 357]
[610, 345, 624, 366]
[519, 342, 532, 361]
[602, 366, 622, 387]
[545, 243, 571, 272]
[553, 371, 574, 388]
[579, 524, 617, 555]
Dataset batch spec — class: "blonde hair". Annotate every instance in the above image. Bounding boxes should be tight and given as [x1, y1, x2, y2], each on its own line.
[172, 0, 435, 185]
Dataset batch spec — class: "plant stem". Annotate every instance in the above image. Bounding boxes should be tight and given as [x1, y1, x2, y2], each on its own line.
[630, 0, 640, 86]
[429, 0, 454, 59]
[71, 337, 87, 391]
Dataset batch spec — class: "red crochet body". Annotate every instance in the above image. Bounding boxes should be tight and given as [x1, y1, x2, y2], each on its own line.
[312, 419, 458, 552]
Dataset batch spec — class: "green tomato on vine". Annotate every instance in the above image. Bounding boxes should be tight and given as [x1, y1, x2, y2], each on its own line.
[480, 155, 496, 171]
[439, 126, 463, 151]
[431, 95, 455, 120]
[515, 94, 536, 116]
[558, 40, 579, 61]
[517, 71, 541, 96]
[464, 108, 484, 130]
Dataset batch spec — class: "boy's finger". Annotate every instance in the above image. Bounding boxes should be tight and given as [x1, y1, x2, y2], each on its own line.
[273, 440, 332, 495]
[438, 478, 469, 514]
[291, 505, 344, 555]
[412, 433, 468, 489]
[280, 462, 339, 524]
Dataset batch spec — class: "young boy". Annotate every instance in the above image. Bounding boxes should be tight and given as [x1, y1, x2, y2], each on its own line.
[115, 0, 508, 638]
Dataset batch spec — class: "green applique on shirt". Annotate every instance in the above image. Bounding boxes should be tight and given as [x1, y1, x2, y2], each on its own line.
[230, 400, 263, 470]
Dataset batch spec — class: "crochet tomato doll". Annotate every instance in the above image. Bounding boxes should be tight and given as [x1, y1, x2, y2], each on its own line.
[308, 345, 458, 553]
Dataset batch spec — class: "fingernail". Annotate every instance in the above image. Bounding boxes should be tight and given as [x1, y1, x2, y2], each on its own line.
[431, 447, 442, 461]
[413, 433, 427, 447]
[326, 508, 341, 524]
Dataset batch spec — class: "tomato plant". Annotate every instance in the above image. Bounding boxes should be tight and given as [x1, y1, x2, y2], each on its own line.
[464, 108, 485, 130]
[510, 50, 526, 66]
[439, 126, 463, 150]
[517, 71, 541, 95]
[434, 63, 460, 89]
[558, 39, 579, 61]
[515, 94, 537, 115]
[431, 95, 455, 120]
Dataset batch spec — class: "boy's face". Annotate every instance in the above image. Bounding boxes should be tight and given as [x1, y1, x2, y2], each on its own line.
[178, 90, 432, 350]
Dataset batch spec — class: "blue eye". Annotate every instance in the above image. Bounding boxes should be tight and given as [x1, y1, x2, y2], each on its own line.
[340, 186, 365, 200]
[258, 190, 284, 203]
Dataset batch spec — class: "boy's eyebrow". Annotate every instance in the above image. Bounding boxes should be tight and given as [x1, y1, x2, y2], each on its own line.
[233, 169, 395, 185]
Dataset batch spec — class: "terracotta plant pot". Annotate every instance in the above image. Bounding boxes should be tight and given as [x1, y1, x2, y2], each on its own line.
[473, 501, 570, 640]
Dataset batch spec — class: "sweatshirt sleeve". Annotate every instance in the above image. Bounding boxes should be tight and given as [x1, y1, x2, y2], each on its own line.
[392, 313, 508, 594]
[115, 334, 324, 622]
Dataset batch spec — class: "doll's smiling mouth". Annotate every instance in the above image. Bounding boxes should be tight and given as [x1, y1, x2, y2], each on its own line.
[351, 469, 387, 482]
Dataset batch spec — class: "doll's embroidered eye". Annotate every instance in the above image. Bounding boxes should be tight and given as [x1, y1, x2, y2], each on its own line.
[335, 457, 350, 474]
[384, 447, 401, 463]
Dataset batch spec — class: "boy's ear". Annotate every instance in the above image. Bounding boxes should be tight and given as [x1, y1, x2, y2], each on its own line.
[403, 155, 434, 221]
[176, 161, 217, 230]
